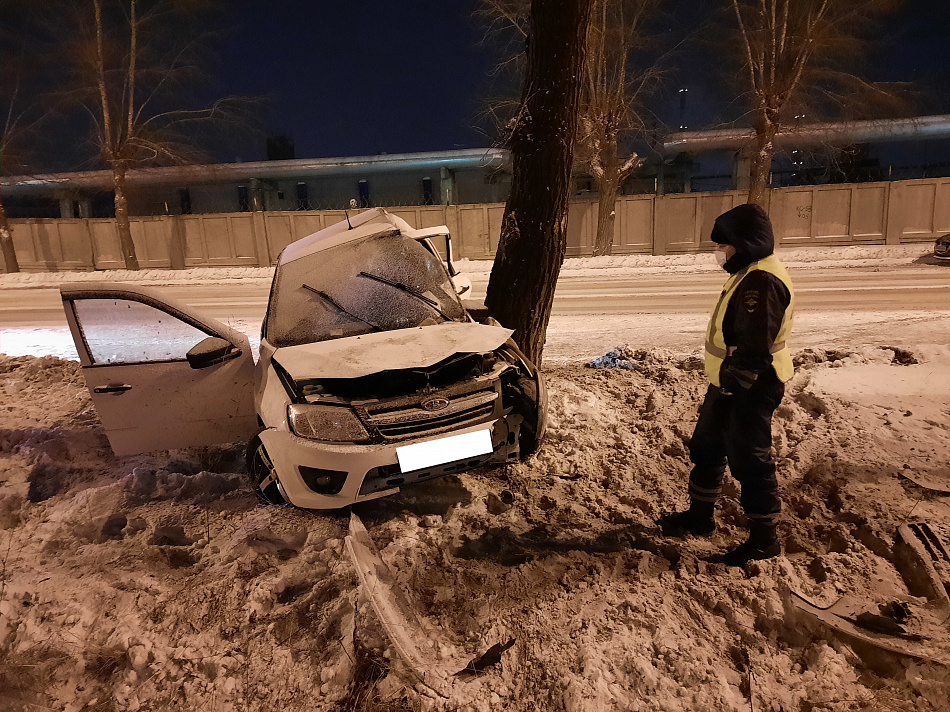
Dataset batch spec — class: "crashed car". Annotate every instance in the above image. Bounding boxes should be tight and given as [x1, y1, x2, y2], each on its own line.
[935, 233, 950, 261]
[60, 208, 546, 509]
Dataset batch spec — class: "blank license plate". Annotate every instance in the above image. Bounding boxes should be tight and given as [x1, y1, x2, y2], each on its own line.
[396, 429, 493, 473]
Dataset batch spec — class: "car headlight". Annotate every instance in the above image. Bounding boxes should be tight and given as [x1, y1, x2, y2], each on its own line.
[287, 404, 369, 442]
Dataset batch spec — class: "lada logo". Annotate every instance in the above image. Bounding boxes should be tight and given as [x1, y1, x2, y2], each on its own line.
[420, 397, 450, 412]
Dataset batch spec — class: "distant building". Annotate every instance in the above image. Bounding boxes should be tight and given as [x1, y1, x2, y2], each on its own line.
[1, 148, 511, 219]
[6, 116, 950, 219]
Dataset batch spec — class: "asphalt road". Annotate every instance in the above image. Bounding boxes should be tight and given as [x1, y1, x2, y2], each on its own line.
[1, 264, 948, 329]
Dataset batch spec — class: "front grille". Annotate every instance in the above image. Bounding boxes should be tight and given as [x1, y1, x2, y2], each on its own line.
[362, 387, 498, 440]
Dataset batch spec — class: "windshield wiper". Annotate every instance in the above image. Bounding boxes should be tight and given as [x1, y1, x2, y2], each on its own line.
[301, 284, 382, 331]
[357, 271, 451, 320]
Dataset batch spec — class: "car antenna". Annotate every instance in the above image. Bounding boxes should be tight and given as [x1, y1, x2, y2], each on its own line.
[345, 198, 357, 229]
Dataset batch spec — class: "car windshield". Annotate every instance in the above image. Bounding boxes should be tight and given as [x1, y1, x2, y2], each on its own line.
[265, 231, 468, 347]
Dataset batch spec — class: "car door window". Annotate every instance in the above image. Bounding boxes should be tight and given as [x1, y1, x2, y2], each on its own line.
[74, 298, 212, 364]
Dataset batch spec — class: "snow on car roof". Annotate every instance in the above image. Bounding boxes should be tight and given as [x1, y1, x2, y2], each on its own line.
[278, 207, 450, 266]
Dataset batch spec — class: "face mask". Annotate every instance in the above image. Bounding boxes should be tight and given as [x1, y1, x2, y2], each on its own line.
[715, 247, 729, 267]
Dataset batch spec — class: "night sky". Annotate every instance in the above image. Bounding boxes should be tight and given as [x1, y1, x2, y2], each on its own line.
[215, 0, 496, 161]
[209, 0, 950, 164]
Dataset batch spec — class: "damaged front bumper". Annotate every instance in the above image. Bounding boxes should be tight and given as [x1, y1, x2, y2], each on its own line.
[258, 416, 521, 509]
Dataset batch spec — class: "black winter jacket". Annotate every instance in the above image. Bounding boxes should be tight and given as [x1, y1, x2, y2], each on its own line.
[710, 204, 792, 391]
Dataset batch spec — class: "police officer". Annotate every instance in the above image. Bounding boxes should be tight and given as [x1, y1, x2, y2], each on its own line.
[659, 203, 794, 566]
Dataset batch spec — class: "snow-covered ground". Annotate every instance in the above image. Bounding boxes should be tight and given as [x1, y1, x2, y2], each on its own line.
[2, 243, 950, 711]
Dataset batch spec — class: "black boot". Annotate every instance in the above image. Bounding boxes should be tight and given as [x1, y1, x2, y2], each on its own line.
[713, 520, 780, 566]
[657, 500, 716, 537]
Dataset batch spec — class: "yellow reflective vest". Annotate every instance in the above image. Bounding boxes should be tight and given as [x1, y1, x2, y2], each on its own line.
[704, 254, 795, 387]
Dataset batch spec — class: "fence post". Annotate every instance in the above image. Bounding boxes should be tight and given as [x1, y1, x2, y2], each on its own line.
[82, 219, 96, 270]
[252, 211, 270, 266]
[167, 216, 186, 270]
[884, 182, 902, 245]
[651, 196, 666, 255]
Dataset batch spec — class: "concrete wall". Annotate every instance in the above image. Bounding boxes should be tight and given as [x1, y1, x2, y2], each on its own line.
[8, 177, 948, 272]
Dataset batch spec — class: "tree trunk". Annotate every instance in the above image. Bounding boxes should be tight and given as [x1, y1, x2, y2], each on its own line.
[747, 130, 775, 209]
[0, 200, 20, 273]
[592, 154, 620, 256]
[112, 164, 139, 270]
[484, 0, 593, 365]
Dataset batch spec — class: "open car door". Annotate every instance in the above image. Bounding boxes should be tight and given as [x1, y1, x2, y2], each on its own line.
[61, 282, 259, 456]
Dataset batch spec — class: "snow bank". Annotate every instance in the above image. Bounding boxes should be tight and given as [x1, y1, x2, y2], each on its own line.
[2, 344, 949, 710]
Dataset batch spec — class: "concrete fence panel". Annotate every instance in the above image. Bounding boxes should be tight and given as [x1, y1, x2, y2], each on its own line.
[9, 221, 37, 266]
[262, 213, 294, 261]
[615, 196, 654, 254]
[774, 188, 814, 244]
[774, 183, 889, 245]
[656, 194, 700, 253]
[130, 217, 171, 268]
[566, 200, 596, 255]
[455, 206, 491, 260]
[936, 180, 950, 235]
[851, 185, 888, 240]
[6, 176, 947, 273]
[89, 220, 122, 269]
[901, 180, 938, 238]
[812, 187, 852, 239]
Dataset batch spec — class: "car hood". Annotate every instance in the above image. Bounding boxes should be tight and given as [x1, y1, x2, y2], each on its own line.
[271, 322, 513, 381]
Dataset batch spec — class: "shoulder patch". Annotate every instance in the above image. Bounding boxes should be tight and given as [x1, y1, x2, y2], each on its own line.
[741, 289, 760, 312]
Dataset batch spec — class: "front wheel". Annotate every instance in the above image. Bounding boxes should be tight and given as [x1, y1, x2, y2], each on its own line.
[516, 371, 548, 460]
[246, 438, 288, 505]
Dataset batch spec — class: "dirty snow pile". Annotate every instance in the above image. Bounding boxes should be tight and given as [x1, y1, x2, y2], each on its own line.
[2, 344, 950, 711]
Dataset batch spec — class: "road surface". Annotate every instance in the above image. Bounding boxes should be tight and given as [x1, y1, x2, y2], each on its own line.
[2, 263, 949, 362]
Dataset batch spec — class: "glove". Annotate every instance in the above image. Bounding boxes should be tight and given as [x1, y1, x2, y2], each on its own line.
[720, 364, 758, 394]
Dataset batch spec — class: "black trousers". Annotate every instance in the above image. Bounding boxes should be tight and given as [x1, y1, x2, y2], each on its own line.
[687, 373, 785, 523]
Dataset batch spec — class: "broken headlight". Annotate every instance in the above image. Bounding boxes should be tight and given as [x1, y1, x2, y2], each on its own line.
[287, 404, 369, 442]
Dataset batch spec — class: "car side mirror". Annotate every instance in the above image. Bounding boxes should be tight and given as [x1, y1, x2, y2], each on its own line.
[187, 337, 241, 369]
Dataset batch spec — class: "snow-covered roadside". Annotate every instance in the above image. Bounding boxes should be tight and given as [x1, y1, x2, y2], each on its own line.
[2, 344, 950, 711]
[5, 310, 949, 368]
[0, 243, 937, 289]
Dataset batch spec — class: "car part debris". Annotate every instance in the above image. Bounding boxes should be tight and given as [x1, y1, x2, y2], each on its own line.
[344, 512, 469, 697]
[880, 600, 911, 624]
[893, 522, 950, 614]
[788, 590, 949, 672]
[852, 612, 921, 640]
[899, 470, 950, 494]
[456, 638, 516, 677]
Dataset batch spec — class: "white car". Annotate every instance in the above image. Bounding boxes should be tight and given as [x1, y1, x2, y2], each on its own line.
[61, 208, 546, 509]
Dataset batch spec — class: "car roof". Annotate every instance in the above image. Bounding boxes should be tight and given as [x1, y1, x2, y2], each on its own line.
[278, 207, 451, 266]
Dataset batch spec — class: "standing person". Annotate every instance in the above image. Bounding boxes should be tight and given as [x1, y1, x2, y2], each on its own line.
[658, 203, 794, 566]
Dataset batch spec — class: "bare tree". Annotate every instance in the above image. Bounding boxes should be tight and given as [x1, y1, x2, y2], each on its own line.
[578, 0, 661, 256]
[478, 0, 663, 257]
[484, 0, 593, 365]
[0, 3, 48, 273]
[0, 76, 29, 274]
[59, 0, 251, 269]
[726, 0, 900, 206]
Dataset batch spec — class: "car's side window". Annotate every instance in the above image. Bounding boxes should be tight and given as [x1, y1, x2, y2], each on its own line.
[74, 298, 211, 365]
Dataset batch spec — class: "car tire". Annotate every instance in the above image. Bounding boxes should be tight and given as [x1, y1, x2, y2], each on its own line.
[246, 438, 288, 506]
[516, 371, 548, 460]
